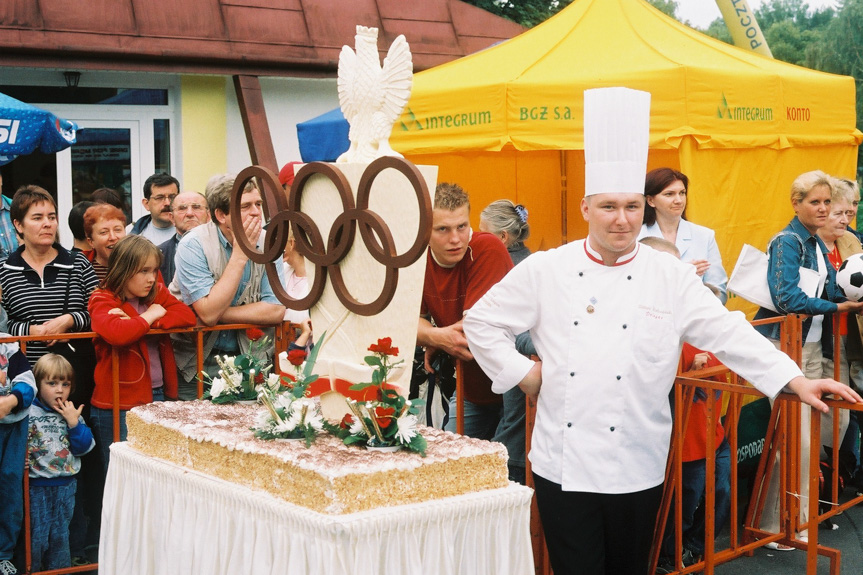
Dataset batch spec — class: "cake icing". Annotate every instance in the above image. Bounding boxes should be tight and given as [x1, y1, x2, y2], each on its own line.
[126, 401, 509, 514]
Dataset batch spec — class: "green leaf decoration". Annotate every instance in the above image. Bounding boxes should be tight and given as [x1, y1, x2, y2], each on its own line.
[303, 330, 327, 378]
[349, 381, 376, 391]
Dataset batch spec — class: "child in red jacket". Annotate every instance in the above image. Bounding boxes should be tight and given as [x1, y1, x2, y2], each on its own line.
[88, 235, 196, 470]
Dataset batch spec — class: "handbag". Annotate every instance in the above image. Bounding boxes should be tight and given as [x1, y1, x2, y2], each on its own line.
[728, 232, 820, 312]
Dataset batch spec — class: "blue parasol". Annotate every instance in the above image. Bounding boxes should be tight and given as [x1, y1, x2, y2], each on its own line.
[0, 92, 78, 166]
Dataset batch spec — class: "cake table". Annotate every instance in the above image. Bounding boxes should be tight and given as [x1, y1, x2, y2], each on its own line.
[99, 443, 534, 575]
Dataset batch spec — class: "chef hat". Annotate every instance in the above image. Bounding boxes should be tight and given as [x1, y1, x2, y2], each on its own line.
[583, 87, 651, 197]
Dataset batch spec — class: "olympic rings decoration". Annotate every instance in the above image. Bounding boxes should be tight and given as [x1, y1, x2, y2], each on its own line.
[230, 156, 432, 316]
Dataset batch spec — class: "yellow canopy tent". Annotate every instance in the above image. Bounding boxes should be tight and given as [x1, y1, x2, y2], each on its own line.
[391, 0, 861, 314]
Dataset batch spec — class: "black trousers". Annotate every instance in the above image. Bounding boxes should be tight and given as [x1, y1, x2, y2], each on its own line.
[533, 473, 663, 575]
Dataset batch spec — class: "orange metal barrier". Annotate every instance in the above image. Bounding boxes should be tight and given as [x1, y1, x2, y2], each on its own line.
[522, 313, 863, 575]
[7, 321, 290, 575]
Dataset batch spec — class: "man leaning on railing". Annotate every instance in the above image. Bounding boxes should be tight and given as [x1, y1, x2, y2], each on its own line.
[170, 174, 285, 399]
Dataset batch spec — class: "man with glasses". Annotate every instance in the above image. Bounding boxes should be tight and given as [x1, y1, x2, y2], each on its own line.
[128, 172, 179, 245]
[158, 191, 208, 284]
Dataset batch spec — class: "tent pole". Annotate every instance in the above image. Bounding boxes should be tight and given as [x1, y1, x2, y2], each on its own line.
[559, 150, 568, 245]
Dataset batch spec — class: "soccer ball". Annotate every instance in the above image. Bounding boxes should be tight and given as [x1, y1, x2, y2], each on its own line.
[837, 253, 863, 301]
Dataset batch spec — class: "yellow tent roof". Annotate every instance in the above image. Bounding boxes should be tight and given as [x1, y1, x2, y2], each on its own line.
[392, 0, 861, 155]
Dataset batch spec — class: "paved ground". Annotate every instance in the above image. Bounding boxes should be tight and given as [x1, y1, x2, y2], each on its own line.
[711, 491, 863, 574]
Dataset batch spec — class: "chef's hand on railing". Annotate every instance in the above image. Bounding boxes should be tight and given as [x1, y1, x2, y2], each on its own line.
[786, 375, 862, 413]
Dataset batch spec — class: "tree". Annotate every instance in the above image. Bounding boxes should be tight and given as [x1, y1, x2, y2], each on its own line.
[808, 0, 863, 177]
[646, 0, 680, 19]
[460, 0, 573, 28]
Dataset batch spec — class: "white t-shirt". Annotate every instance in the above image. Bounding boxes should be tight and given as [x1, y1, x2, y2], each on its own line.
[128, 219, 176, 245]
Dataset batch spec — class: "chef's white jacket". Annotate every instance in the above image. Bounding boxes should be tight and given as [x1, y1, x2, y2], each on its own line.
[463, 240, 802, 493]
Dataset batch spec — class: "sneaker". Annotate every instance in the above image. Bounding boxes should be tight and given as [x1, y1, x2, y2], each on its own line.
[682, 548, 702, 567]
[655, 557, 675, 574]
[0, 559, 17, 575]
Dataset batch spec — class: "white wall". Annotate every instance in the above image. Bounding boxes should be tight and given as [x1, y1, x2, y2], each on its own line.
[226, 76, 339, 174]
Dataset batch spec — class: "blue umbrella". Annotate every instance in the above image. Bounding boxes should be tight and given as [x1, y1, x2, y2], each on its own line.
[0, 92, 78, 166]
[296, 107, 349, 163]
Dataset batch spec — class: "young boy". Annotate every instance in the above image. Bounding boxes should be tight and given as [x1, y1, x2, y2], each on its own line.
[27, 354, 95, 572]
[0, 336, 36, 575]
[640, 237, 732, 573]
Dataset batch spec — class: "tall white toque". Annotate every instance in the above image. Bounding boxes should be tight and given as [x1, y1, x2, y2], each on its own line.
[583, 87, 651, 197]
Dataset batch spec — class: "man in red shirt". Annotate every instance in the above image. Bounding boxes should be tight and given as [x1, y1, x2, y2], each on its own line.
[417, 182, 513, 439]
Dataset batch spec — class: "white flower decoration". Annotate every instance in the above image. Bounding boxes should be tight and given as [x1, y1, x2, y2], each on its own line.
[395, 414, 418, 444]
[274, 418, 298, 434]
[349, 417, 366, 436]
[210, 376, 228, 399]
[255, 410, 275, 429]
[275, 393, 295, 412]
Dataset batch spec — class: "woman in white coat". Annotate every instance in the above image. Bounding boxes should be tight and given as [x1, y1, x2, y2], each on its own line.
[639, 167, 728, 303]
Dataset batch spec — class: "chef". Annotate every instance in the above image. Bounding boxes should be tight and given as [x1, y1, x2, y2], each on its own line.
[462, 87, 861, 575]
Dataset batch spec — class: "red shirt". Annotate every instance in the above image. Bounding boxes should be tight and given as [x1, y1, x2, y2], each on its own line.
[421, 232, 513, 404]
[680, 343, 727, 462]
[89, 284, 196, 409]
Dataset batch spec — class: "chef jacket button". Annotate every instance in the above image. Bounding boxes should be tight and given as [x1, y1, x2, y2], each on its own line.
[627, 275, 632, 280]
[622, 324, 627, 329]
[570, 372, 575, 377]
[610, 426, 615, 432]
[578, 272, 583, 277]
[616, 375, 621, 380]
[567, 422, 572, 428]
[573, 321, 578, 326]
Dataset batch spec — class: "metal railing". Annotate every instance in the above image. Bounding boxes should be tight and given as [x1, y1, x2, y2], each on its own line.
[509, 313, 863, 575]
[10, 321, 291, 575]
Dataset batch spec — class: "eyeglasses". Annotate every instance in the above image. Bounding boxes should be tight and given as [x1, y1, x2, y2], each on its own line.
[150, 194, 178, 203]
[174, 203, 206, 212]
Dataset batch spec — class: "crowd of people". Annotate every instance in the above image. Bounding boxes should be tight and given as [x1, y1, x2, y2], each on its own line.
[0, 170, 285, 575]
[0, 151, 862, 575]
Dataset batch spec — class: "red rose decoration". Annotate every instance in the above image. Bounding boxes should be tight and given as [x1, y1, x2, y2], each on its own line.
[254, 372, 264, 384]
[287, 349, 307, 367]
[373, 406, 396, 429]
[368, 337, 399, 357]
[339, 414, 355, 430]
[246, 327, 265, 341]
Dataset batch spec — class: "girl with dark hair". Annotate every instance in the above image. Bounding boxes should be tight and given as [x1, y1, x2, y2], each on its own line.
[638, 168, 728, 302]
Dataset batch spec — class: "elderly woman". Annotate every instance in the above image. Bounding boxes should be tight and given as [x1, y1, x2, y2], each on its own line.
[753, 171, 863, 548]
[639, 168, 728, 303]
[818, 178, 862, 491]
[479, 200, 531, 265]
[0, 186, 100, 367]
[477, 199, 534, 484]
[83, 204, 127, 282]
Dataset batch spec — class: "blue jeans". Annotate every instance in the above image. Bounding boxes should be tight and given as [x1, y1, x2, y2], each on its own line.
[29, 480, 76, 571]
[89, 407, 127, 474]
[444, 396, 502, 441]
[0, 416, 28, 560]
[151, 387, 164, 402]
[661, 439, 731, 557]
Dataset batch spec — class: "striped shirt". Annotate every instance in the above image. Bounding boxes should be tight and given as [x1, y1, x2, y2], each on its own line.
[0, 245, 99, 362]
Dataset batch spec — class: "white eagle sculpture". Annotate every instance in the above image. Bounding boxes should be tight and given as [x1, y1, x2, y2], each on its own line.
[337, 26, 413, 163]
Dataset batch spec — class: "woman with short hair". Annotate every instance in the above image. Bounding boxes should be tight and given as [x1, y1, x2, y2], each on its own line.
[754, 170, 863, 548]
[83, 204, 127, 281]
[0, 186, 100, 405]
